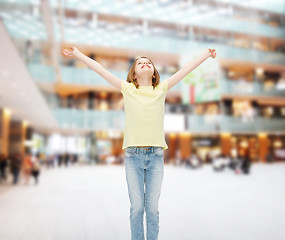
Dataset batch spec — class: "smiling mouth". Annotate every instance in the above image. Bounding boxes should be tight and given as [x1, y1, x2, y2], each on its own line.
[141, 65, 151, 69]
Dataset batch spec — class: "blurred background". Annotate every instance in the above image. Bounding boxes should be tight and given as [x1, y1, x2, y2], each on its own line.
[0, 0, 285, 239]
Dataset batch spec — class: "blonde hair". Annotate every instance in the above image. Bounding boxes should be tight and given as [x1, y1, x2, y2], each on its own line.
[126, 56, 160, 89]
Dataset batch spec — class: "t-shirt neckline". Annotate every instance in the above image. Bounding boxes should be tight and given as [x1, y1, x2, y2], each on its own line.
[130, 82, 154, 89]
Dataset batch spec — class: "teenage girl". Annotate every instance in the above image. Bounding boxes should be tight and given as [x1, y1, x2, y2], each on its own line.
[62, 47, 216, 240]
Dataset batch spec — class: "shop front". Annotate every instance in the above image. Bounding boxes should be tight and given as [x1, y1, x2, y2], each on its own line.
[192, 135, 220, 163]
[268, 135, 285, 161]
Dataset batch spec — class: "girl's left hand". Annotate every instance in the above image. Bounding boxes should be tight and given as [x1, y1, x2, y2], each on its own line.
[62, 47, 78, 57]
[208, 48, 217, 59]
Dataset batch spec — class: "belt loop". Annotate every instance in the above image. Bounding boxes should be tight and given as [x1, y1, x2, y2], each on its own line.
[152, 147, 154, 154]
[136, 147, 138, 154]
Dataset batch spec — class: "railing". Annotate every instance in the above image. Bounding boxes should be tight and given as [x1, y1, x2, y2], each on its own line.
[53, 108, 125, 130]
[28, 64, 56, 83]
[52, 108, 285, 133]
[220, 79, 285, 97]
[187, 114, 285, 133]
[28, 63, 181, 91]
[28, 63, 285, 97]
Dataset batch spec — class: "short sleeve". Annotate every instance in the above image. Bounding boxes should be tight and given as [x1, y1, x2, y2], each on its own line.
[159, 80, 168, 94]
[121, 80, 129, 94]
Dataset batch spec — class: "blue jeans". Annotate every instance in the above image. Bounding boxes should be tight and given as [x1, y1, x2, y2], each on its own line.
[124, 146, 164, 240]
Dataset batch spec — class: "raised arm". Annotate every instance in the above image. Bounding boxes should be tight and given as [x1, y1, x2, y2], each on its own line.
[166, 48, 216, 90]
[62, 47, 122, 90]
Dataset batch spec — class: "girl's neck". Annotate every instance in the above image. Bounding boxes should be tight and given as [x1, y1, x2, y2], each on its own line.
[136, 76, 152, 86]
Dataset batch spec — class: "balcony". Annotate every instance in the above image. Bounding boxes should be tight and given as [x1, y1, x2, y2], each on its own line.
[53, 108, 125, 130]
[187, 114, 285, 133]
[28, 63, 285, 97]
[52, 1, 285, 39]
[220, 79, 285, 97]
[52, 108, 285, 133]
[28, 63, 182, 91]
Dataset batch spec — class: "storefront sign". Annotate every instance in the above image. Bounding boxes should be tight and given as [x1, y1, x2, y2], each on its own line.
[181, 52, 221, 104]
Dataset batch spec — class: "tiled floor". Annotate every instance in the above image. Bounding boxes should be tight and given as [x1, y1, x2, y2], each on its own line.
[0, 162, 284, 240]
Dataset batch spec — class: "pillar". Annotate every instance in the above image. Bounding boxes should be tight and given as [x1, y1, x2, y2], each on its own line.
[0, 109, 11, 156]
[9, 120, 28, 156]
[220, 132, 231, 156]
[168, 133, 178, 163]
[258, 133, 268, 163]
[179, 132, 191, 160]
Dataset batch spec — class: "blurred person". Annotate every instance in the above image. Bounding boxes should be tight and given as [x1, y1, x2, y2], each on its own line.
[233, 153, 244, 175]
[62, 46, 217, 240]
[58, 153, 63, 167]
[195, 154, 203, 168]
[185, 149, 195, 168]
[118, 153, 124, 164]
[25, 40, 34, 62]
[212, 154, 228, 172]
[175, 149, 182, 166]
[10, 152, 22, 185]
[69, 154, 74, 165]
[223, 153, 231, 166]
[31, 154, 41, 185]
[205, 151, 212, 164]
[228, 154, 239, 172]
[0, 153, 8, 183]
[51, 154, 56, 168]
[39, 152, 46, 165]
[185, 157, 191, 168]
[46, 155, 55, 168]
[185, 155, 198, 169]
[64, 153, 70, 167]
[180, 157, 188, 167]
[73, 154, 78, 165]
[186, 152, 203, 169]
[241, 154, 251, 174]
[22, 152, 33, 185]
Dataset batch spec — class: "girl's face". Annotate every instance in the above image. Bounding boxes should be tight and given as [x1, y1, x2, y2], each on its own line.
[134, 57, 154, 78]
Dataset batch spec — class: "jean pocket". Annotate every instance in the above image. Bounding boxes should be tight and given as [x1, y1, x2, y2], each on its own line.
[154, 147, 164, 156]
[125, 147, 136, 158]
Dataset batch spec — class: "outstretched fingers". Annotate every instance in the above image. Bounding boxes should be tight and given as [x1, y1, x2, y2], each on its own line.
[62, 48, 72, 56]
[209, 49, 217, 58]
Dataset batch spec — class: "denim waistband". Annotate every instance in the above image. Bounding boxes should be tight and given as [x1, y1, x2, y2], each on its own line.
[127, 146, 163, 154]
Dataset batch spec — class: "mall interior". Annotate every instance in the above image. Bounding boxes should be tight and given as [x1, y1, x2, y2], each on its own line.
[0, 0, 285, 166]
[1, 1, 285, 240]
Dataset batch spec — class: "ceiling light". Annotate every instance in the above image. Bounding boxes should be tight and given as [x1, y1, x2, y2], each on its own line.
[4, 108, 12, 116]
[255, 67, 264, 76]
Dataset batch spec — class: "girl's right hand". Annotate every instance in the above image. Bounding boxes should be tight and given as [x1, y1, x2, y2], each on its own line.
[208, 48, 217, 59]
[62, 46, 77, 57]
